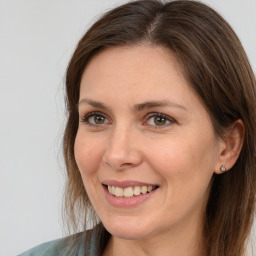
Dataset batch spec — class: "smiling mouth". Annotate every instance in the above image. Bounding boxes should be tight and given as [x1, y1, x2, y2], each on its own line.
[103, 184, 159, 198]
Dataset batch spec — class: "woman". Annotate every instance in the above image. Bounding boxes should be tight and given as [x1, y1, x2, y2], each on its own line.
[19, 0, 256, 255]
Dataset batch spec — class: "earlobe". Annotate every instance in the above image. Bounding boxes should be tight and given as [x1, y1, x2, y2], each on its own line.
[214, 119, 245, 174]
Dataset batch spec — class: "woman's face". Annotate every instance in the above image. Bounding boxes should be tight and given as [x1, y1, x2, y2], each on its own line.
[75, 45, 222, 240]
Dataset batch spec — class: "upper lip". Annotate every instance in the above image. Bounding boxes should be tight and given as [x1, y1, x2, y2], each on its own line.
[102, 180, 158, 188]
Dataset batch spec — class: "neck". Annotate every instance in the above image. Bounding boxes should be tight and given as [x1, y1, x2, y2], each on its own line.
[102, 215, 203, 256]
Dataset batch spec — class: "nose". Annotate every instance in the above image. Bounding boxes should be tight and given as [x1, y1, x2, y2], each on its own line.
[102, 125, 143, 171]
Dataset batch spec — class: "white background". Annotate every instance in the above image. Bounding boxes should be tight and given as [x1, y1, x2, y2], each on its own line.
[0, 0, 255, 255]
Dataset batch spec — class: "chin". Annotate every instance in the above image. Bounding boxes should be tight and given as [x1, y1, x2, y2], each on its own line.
[102, 217, 154, 240]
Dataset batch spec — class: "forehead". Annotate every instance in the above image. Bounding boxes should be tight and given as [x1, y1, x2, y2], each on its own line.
[80, 45, 188, 97]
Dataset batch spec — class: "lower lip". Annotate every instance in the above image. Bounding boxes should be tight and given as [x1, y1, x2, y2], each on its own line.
[103, 185, 158, 208]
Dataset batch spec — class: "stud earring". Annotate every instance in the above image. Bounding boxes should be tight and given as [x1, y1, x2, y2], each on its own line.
[220, 165, 227, 172]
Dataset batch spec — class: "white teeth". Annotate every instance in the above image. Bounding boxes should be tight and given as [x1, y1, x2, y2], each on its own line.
[115, 187, 124, 197]
[141, 186, 147, 194]
[133, 186, 141, 196]
[107, 185, 157, 197]
[124, 187, 133, 197]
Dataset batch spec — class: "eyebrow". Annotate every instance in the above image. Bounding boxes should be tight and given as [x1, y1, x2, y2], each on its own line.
[78, 99, 107, 109]
[78, 99, 187, 111]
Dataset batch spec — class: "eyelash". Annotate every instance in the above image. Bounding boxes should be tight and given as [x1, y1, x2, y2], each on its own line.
[80, 111, 175, 129]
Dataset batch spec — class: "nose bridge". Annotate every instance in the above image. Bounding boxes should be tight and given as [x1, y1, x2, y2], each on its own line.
[103, 122, 142, 170]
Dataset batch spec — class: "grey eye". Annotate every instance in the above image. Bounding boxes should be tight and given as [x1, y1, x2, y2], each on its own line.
[153, 116, 167, 125]
[147, 115, 171, 126]
[88, 115, 106, 124]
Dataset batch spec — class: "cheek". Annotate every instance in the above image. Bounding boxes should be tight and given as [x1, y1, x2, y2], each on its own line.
[74, 131, 104, 176]
[145, 132, 216, 191]
[74, 131, 107, 208]
[146, 137, 193, 173]
[148, 135, 216, 217]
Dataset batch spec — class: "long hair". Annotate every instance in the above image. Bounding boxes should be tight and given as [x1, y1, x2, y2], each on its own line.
[63, 1, 256, 255]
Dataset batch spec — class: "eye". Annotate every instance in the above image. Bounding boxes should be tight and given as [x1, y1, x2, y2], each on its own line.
[81, 112, 109, 126]
[145, 113, 175, 128]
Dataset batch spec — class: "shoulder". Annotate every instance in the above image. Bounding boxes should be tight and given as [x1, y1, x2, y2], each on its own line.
[17, 232, 86, 256]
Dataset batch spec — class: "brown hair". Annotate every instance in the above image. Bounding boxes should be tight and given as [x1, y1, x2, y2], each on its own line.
[63, 0, 256, 255]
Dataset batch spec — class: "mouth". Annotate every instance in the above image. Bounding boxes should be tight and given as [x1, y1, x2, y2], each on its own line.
[102, 180, 159, 207]
[102, 184, 159, 198]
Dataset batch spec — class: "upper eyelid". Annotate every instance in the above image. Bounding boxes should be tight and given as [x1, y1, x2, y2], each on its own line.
[80, 111, 173, 120]
[80, 111, 175, 127]
[144, 112, 176, 122]
[145, 112, 173, 119]
[80, 111, 109, 123]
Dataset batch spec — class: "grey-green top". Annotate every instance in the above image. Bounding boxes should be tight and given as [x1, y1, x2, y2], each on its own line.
[17, 232, 88, 256]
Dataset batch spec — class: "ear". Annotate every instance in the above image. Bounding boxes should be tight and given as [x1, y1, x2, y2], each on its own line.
[214, 119, 245, 174]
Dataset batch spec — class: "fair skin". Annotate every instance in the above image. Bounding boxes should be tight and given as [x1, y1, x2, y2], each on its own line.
[74, 45, 244, 256]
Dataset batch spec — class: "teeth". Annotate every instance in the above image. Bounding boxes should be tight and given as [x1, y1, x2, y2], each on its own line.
[107, 185, 157, 197]
[134, 186, 140, 196]
[141, 186, 147, 194]
[124, 187, 133, 197]
[115, 187, 124, 197]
